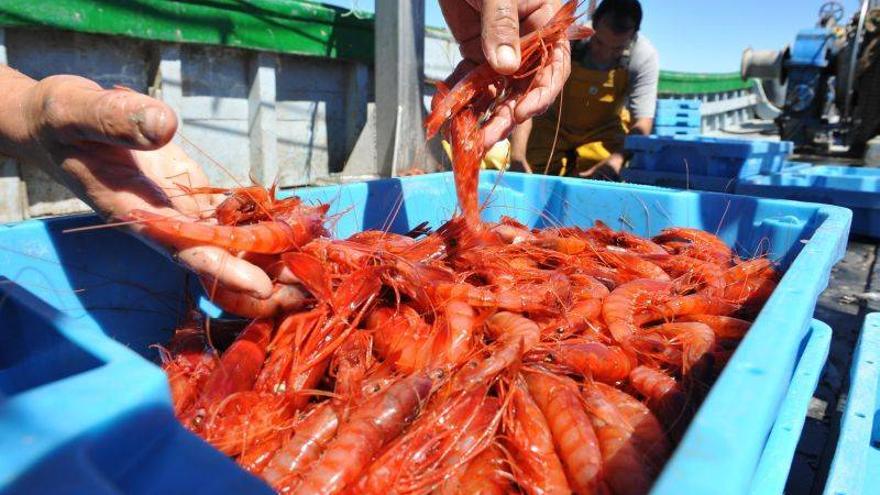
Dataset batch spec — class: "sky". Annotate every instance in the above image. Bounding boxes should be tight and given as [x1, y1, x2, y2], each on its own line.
[320, 0, 866, 73]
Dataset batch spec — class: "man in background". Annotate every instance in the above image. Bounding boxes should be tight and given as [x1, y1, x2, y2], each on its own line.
[510, 0, 659, 180]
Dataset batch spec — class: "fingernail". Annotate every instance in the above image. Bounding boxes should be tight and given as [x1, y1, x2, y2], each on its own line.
[495, 45, 519, 71]
[139, 106, 168, 144]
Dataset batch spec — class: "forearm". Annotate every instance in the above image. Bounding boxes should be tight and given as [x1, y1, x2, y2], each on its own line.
[629, 117, 653, 136]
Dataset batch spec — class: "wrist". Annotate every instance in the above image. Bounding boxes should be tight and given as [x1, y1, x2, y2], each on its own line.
[0, 66, 39, 160]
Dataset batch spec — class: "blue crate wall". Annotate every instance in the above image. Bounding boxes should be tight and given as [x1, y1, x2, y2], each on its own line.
[736, 165, 880, 238]
[821, 313, 880, 495]
[0, 172, 852, 495]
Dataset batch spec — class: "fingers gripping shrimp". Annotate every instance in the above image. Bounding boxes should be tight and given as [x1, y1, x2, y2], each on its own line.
[204, 281, 310, 319]
[293, 374, 432, 495]
[524, 371, 604, 494]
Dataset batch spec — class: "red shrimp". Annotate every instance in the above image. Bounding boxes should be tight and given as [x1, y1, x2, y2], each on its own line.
[255, 308, 327, 394]
[330, 332, 375, 410]
[639, 322, 715, 376]
[434, 273, 569, 314]
[292, 374, 433, 494]
[602, 279, 673, 345]
[679, 314, 752, 340]
[720, 258, 779, 307]
[505, 376, 571, 495]
[528, 339, 635, 384]
[437, 444, 511, 495]
[449, 107, 484, 229]
[201, 390, 292, 457]
[598, 250, 672, 282]
[193, 318, 274, 409]
[594, 383, 670, 471]
[629, 366, 687, 431]
[524, 371, 604, 494]
[128, 209, 298, 254]
[637, 293, 739, 326]
[582, 381, 654, 495]
[157, 310, 217, 417]
[653, 227, 737, 266]
[541, 298, 605, 339]
[642, 253, 725, 290]
[356, 388, 498, 493]
[587, 220, 668, 255]
[263, 402, 340, 493]
[453, 311, 541, 391]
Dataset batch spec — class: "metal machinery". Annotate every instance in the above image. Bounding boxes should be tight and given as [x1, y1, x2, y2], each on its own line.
[742, 0, 880, 155]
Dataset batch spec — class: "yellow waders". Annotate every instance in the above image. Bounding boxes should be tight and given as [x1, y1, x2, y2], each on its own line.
[526, 62, 631, 176]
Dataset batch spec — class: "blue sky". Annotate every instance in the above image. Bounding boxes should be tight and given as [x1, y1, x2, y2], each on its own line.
[321, 0, 864, 73]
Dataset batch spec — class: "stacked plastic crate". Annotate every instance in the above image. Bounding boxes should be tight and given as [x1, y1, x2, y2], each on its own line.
[736, 165, 880, 238]
[653, 99, 702, 137]
[621, 134, 796, 193]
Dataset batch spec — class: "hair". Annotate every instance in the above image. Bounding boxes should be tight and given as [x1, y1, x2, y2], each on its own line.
[592, 0, 643, 33]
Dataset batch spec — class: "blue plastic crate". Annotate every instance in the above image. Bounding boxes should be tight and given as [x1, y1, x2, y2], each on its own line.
[623, 161, 809, 193]
[654, 110, 702, 128]
[656, 98, 702, 111]
[0, 172, 852, 494]
[622, 167, 738, 192]
[736, 165, 880, 238]
[749, 318, 832, 495]
[625, 135, 795, 179]
[821, 313, 880, 495]
[654, 125, 701, 137]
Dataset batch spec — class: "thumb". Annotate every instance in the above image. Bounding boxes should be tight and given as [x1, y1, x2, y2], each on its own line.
[481, 0, 521, 75]
[38, 75, 177, 150]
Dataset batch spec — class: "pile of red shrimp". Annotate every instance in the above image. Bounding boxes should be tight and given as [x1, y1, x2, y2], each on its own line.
[159, 208, 778, 494]
[150, 2, 779, 493]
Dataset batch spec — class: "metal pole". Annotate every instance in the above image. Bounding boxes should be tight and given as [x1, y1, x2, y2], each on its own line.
[844, 0, 870, 121]
[376, 0, 427, 177]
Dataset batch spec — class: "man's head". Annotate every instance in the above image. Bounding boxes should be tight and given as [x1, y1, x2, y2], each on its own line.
[590, 0, 643, 64]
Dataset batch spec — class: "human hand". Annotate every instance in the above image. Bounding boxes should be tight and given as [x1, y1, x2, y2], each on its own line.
[579, 153, 625, 181]
[440, 0, 571, 148]
[1, 70, 282, 306]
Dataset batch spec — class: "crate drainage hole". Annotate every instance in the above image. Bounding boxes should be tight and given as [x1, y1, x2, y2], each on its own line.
[856, 412, 867, 419]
